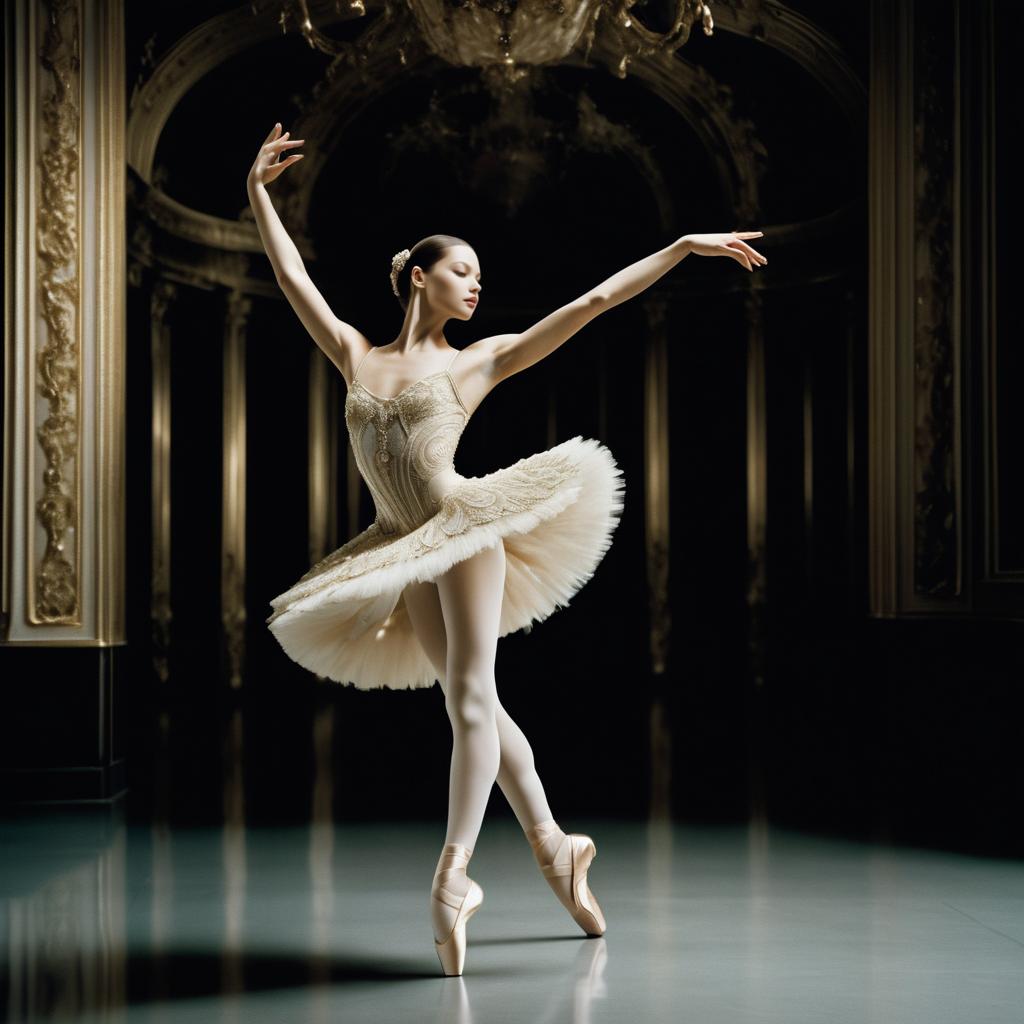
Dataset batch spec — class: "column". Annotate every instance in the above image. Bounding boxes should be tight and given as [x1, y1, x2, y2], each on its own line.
[150, 279, 176, 685]
[642, 292, 672, 821]
[221, 290, 251, 689]
[307, 347, 339, 566]
[1, 0, 127, 801]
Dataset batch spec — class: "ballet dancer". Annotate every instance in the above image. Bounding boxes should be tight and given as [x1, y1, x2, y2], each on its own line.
[248, 122, 767, 975]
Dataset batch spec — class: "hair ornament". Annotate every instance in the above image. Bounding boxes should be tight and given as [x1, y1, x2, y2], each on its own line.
[390, 248, 411, 297]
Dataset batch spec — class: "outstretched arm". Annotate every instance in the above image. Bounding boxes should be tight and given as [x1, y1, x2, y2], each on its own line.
[476, 231, 767, 383]
[247, 123, 370, 382]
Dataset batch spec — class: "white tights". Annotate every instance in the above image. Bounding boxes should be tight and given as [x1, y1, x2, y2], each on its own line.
[404, 542, 556, 838]
[403, 543, 560, 940]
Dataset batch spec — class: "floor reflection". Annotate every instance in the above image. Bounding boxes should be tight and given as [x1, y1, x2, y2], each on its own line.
[3, 804, 1024, 1023]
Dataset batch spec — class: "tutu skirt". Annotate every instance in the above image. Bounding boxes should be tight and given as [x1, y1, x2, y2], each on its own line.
[265, 435, 625, 690]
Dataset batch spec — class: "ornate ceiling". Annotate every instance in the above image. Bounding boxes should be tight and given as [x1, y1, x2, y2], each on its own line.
[126, 0, 866, 293]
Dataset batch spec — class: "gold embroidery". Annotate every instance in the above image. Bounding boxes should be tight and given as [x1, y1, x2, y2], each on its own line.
[265, 373, 582, 622]
[345, 374, 471, 533]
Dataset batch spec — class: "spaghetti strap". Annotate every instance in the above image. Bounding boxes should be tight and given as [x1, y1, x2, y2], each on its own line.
[352, 346, 375, 384]
[445, 347, 469, 414]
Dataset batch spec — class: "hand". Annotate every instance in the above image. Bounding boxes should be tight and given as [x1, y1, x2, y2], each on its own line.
[247, 122, 305, 189]
[683, 231, 767, 272]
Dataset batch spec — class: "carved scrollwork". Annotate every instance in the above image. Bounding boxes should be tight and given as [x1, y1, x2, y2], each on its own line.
[34, 0, 81, 622]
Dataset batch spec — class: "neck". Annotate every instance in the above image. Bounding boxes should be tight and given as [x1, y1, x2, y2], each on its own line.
[390, 297, 450, 354]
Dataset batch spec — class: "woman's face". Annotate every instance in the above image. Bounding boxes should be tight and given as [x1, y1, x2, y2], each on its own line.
[415, 245, 482, 319]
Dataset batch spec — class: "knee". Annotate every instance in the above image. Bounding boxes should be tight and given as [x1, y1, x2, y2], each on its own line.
[445, 670, 497, 729]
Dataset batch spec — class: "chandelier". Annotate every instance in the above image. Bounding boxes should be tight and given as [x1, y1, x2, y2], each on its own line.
[276, 0, 714, 79]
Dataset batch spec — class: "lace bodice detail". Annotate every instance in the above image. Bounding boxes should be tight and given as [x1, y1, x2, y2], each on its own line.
[344, 358, 471, 535]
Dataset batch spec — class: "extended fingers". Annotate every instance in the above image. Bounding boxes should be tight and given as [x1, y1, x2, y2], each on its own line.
[265, 129, 303, 147]
[732, 240, 767, 264]
[733, 231, 767, 263]
[727, 235, 767, 265]
[731, 249, 753, 271]
[265, 153, 304, 180]
[263, 122, 282, 145]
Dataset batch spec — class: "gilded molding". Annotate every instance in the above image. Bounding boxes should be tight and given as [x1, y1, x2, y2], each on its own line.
[587, 35, 764, 220]
[126, 171, 305, 296]
[711, 0, 865, 119]
[142, 186, 269, 254]
[125, 0, 863, 268]
[33, 0, 82, 623]
[868, 0, 977, 615]
[261, 0, 863, 238]
[5, 0, 126, 643]
[123, 0, 862, 296]
[127, 2, 359, 181]
[283, 41, 765, 231]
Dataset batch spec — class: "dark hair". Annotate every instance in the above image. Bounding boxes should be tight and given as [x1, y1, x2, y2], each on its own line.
[392, 234, 472, 313]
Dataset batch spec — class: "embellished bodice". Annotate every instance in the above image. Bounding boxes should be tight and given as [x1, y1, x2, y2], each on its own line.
[344, 354, 471, 536]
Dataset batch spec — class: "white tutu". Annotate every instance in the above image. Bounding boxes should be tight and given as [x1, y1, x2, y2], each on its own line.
[266, 435, 625, 690]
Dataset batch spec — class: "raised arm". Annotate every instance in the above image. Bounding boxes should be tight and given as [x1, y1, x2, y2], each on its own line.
[247, 123, 370, 382]
[476, 231, 767, 384]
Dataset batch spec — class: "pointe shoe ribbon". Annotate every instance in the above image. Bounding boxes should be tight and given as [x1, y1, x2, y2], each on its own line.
[431, 841, 484, 976]
[525, 819, 607, 937]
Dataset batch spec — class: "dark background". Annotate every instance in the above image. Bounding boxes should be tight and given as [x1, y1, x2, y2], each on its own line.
[104, 1, 1024, 852]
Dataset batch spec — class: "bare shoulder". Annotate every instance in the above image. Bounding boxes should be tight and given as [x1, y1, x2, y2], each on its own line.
[452, 334, 520, 415]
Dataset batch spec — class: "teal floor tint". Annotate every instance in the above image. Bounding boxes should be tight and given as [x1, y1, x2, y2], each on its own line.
[2, 810, 1024, 1023]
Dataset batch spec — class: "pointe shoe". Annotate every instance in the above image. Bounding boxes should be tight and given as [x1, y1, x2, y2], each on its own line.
[431, 842, 485, 976]
[526, 820, 607, 937]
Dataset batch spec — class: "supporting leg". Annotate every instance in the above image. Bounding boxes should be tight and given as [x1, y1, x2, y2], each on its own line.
[417, 543, 505, 949]
[403, 549, 607, 947]
[434, 541, 506, 850]
[403, 570, 556, 830]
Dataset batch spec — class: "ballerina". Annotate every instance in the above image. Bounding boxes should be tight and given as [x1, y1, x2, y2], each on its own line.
[247, 122, 767, 975]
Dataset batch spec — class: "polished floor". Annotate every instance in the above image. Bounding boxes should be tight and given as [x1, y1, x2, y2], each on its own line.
[2, 809, 1023, 1023]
